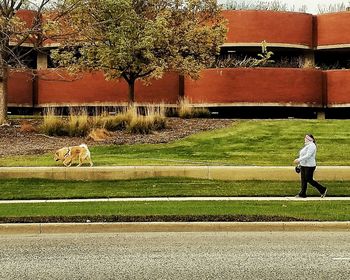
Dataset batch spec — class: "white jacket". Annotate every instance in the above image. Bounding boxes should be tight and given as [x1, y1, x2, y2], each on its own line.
[297, 142, 317, 167]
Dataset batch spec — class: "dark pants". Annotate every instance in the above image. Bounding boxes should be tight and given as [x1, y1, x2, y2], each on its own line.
[299, 166, 326, 197]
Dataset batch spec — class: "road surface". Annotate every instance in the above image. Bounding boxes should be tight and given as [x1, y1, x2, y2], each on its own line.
[0, 231, 349, 279]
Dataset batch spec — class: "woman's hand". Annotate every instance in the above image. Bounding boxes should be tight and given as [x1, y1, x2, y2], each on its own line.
[293, 159, 299, 164]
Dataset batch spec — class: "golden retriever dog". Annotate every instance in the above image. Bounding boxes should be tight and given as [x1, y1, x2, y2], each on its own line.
[54, 144, 93, 167]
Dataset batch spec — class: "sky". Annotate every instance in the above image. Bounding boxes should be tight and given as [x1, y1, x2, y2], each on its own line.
[218, 0, 350, 14]
[29, 0, 349, 15]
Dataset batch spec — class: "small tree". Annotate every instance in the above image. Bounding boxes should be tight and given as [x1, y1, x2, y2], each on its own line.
[52, 0, 227, 104]
[0, 1, 46, 124]
[0, 0, 80, 124]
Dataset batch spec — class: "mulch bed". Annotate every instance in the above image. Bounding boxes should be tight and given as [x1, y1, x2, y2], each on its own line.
[0, 118, 234, 157]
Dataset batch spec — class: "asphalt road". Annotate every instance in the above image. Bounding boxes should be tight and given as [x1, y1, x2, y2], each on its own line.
[0, 232, 349, 280]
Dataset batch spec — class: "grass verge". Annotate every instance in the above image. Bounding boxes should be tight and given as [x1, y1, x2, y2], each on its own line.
[0, 177, 348, 222]
[0, 178, 349, 199]
[0, 201, 349, 222]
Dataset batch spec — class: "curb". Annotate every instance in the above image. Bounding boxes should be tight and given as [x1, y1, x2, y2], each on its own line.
[1, 166, 350, 181]
[0, 222, 349, 235]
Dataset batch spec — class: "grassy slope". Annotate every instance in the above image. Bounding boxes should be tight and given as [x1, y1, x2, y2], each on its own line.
[2, 119, 350, 166]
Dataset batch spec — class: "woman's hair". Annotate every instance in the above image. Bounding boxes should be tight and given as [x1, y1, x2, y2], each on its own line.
[306, 134, 316, 143]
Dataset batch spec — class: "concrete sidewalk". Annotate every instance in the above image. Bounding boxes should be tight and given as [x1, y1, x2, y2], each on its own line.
[0, 196, 349, 204]
[1, 166, 350, 181]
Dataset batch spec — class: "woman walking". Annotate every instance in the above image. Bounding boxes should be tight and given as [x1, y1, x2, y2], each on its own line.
[293, 134, 327, 198]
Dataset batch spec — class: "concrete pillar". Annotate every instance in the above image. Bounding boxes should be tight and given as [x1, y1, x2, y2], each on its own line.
[37, 52, 48, 70]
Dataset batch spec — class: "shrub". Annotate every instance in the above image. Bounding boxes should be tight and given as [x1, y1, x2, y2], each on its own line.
[144, 104, 167, 130]
[318, 3, 348, 14]
[94, 113, 129, 131]
[178, 98, 210, 119]
[178, 98, 193, 118]
[40, 105, 168, 136]
[104, 115, 129, 131]
[213, 54, 304, 69]
[225, 0, 306, 12]
[213, 55, 256, 68]
[67, 109, 90, 137]
[152, 115, 167, 130]
[180, 107, 211, 119]
[251, 40, 275, 67]
[92, 107, 131, 131]
[127, 116, 153, 134]
[40, 108, 67, 136]
[192, 108, 211, 118]
[41, 108, 91, 137]
[126, 104, 167, 134]
[213, 41, 276, 69]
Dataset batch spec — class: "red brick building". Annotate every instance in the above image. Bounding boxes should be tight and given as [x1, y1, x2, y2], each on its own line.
[8, 10, 350, 118]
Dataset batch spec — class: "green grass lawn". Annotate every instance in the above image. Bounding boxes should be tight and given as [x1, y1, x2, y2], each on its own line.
[0, 178, 348, 199]
[2, 119, 350, 166]
[0, 201, 349, 221]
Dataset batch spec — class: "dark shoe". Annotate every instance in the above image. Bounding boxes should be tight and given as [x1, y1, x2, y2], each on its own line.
[321, 189, 327, 198]
[295, 194, 307, 198]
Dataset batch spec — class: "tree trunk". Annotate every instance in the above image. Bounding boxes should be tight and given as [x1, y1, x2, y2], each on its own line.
[127, 79, 135, 105]
[0, 66, 8, 125]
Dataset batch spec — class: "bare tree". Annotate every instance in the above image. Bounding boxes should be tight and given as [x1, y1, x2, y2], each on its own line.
[0, 0, 79, 124]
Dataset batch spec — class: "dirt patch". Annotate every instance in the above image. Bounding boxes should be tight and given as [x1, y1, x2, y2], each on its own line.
[0, 118, 234, 157]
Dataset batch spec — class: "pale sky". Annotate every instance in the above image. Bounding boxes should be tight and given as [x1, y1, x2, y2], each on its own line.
[30, 0, 350, 14]
[218, 0, 350, 14]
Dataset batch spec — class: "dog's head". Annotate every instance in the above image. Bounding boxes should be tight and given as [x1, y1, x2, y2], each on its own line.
[54, 147, 69, 162]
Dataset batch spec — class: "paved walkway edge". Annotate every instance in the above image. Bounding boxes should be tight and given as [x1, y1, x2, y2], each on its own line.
[0, 166, 350, 181]
[0, 222, 349, 235]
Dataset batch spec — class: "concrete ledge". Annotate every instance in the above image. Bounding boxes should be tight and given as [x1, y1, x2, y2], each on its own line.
[0, 222, 349, 235]
[0, 166, 349, 181]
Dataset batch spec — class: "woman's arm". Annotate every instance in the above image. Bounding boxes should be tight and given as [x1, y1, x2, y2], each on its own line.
[294, 144, 316, 164]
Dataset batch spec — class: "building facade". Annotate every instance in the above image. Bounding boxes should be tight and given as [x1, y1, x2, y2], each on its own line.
[8, 10, 350, 118]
